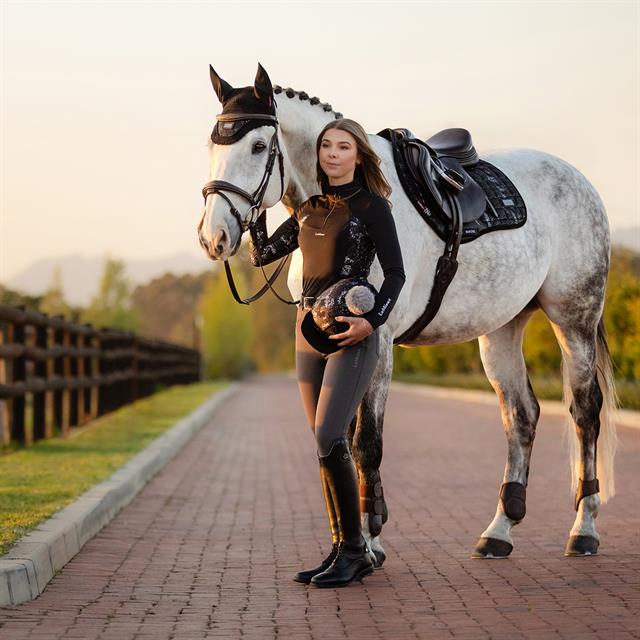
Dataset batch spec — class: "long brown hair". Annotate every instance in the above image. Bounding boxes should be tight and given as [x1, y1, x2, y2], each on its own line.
[315, 118, 392, 202]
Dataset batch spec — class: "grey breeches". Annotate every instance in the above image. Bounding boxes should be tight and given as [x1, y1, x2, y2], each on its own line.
[295, 305, 380, 456]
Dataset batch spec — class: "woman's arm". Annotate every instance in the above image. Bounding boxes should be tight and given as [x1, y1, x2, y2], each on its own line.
[360, 198, 406, 330]
[248, 210, 300, 266]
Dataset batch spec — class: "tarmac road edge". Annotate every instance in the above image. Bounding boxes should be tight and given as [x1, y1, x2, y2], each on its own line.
[0, 383, 240, 607]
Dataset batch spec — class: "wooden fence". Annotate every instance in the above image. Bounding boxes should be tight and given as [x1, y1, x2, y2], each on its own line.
[0, 305, 201, 447]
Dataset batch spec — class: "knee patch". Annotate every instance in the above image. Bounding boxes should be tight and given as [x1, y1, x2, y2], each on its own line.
[318, 437, 352, 464]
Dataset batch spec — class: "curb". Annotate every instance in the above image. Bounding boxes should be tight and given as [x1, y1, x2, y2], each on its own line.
[0, 383, 240, 607]
[389, 381, 640, 429]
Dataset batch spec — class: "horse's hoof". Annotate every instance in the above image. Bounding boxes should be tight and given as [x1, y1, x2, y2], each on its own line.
[471, 537, 513, 559]
[371, 548, 386, 568]
[564, 535, 599, 556]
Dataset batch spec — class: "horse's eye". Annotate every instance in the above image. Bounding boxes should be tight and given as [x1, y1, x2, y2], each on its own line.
[253, 141, 266, 154]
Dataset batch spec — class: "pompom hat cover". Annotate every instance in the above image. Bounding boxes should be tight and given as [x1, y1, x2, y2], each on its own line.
[301, 278, 379, 354]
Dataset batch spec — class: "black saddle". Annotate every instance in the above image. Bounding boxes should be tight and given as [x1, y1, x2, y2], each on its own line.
[379, 126, 527, 345]
[426, 127, 479, 166]
[378, 127, 487, 225]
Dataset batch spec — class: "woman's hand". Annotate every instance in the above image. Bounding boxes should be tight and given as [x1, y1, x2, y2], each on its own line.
[328, 316, 374, 347]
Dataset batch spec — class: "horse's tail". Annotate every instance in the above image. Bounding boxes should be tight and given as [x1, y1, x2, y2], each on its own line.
[564, 315, 618, 503]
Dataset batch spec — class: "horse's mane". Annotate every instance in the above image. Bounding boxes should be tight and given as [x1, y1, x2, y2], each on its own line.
[273, 85, 343, 120]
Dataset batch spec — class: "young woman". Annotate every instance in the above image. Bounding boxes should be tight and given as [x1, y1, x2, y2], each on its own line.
[248, 118, 406, 588]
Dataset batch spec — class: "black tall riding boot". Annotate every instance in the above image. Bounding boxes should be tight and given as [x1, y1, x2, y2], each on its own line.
[311, 438, 374, 588]
[293, 463, 340, 584]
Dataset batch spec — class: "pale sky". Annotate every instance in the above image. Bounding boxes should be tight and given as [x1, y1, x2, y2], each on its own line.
[1, 1, 638, 281]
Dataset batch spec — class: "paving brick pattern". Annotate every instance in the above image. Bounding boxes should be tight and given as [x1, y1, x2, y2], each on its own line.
[0, 374, 638, 639]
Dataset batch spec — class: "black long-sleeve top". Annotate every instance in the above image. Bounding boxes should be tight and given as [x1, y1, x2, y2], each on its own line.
[248, 176, 406, 330]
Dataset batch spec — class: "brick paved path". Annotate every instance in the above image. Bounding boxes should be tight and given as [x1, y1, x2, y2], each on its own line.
[1, 374, 638, 639]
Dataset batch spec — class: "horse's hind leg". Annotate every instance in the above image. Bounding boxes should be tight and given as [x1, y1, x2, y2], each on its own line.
[472, 306, 541, 558]
[535, 156, 616, 555]
[544, 314, 617, 556]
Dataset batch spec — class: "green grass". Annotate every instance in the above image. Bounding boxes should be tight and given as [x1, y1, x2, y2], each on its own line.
[0, 381, 227, 556]
[393, 372, 640, 410]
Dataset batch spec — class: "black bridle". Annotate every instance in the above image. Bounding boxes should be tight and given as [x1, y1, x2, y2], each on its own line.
[200, 111, 299, 306]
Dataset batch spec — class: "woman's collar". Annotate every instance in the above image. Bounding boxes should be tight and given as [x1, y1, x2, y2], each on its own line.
[322, 176, 362, 198]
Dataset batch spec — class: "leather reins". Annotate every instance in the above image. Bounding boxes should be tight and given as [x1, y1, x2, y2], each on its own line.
[200, 111, 300, 306]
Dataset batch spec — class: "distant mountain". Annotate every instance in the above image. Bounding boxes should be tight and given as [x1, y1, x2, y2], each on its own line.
[611, 226, 640, 253]
[3, 252, 217, 306]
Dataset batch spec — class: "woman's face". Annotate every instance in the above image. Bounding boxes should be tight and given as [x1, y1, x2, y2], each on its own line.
[319, 128, 360, 184]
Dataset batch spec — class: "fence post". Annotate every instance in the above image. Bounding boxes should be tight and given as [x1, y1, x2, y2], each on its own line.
[98, 329, 107, 415]
[12, 307, 26, 444]
[84, 324, 98, 420]
[76, 329, 86, 427]
[45, 321, 55, 438]
[130, 333, 139, 402]
[68, 330, 78, 428]
[61, 325, 71, 438]
[33, 316, 48, 440]
[53, 317, 63, 434]
[0, 319, 11, 447]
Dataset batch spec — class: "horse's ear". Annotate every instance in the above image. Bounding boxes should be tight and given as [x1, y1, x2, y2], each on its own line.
[253, 62, 273, 108]
[209, 65, 233, 104]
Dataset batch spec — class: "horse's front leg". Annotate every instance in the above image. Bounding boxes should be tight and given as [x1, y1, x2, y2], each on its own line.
[472, 310, 541, 558]
[348, 324, 394, 567]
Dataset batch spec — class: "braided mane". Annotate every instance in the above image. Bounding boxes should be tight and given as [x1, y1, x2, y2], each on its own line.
[273, 85, 343, 120]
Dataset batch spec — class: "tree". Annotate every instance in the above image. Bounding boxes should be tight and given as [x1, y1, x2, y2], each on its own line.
[39, 266, 72, 318]
[246, 258, 297, 372]
[523, 310, 561, 374]
[604, 247, 640, 379]
[199, 264, 253, 379]
[82, 256, 139, 331]
[0, 285, 41, 310]
[132, 271, 213, 348]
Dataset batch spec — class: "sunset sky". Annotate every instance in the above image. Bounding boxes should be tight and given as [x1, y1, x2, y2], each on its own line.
[1, 1, 637, 283]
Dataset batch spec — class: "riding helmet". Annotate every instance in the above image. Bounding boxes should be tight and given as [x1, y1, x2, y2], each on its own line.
[300, 277, 378, 354]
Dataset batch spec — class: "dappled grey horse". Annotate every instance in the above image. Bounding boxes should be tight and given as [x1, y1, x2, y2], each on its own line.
[197, 63, 617, 563]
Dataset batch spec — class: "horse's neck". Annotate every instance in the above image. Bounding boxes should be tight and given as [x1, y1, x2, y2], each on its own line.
[276, 95, 336, 211]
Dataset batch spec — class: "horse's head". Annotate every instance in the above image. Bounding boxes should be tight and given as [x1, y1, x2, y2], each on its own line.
[198, 63, 287, 261]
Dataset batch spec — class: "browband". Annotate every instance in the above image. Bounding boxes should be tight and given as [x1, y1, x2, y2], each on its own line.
[216, 112, 278, 122]
[211, 112, 278, 145]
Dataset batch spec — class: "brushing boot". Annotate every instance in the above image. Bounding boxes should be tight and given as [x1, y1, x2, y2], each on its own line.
[293, 463, 341, 584]
[311, 438, 374, 588]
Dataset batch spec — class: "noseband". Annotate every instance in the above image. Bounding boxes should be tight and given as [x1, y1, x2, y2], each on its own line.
[200, 111, 298, 306]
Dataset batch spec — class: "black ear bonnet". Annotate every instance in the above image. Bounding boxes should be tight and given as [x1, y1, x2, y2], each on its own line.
[211, 88, 277, 145]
